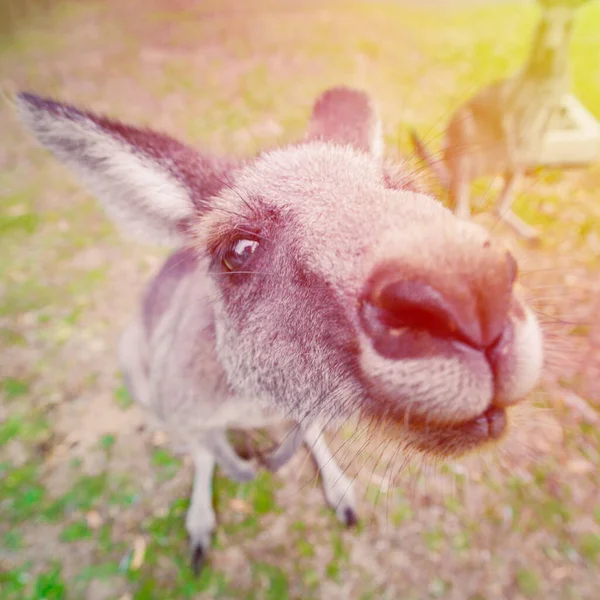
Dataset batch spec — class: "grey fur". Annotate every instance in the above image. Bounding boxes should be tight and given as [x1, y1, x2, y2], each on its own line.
[17, 85, 544, 573]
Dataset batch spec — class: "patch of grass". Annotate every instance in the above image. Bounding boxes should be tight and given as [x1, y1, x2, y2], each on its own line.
[0, 212, 41, 237]
[96, 521, 117, 555]
[0, 278, 57, 317]
[442, 494, 463, 514]
[108, 475, 140, 508]
[0, 327, 27, 345]
[536, 497, 573, 528]
[154, 58, 207, 97]
[571, 1, 600, 118]
[0, 462, 46, 523]
[44, 472, 109, 520]
[0, 563, 29, 600]
[578, 532, 600, 563]
[1, 562, 70, 600]
[99, 433, 116, 452]
[151, 447, 182, 482]
[423, 527, 446, 553]
[64, 472, 109, 512]
[145, 496, 189, 547]
[298, 567, 320, 593]
[253, 562, 290, 600]
[1, 377, 30, 399]
[131, 577, 160, 599]
[391, 489, 415, 525]
[296, 537, 315, 559]
[74, 561, 122, 584]
[512, 190, 562, 236]
[505, 471, 573, 535]
[238, 64, 277, 114]
[31, 563, 68, 600]
[60, 518, 93, 542]
[515, 567, 541, 597]
[0, 417, 21, 446]
[3, 529, 24, 551]
[428, 576, 452, 598]
[325, 529, 350, 582]
[66, 266, 108, 296]
[114, 383, 133, 410]
[0, 412, 50, 447]
[215, 471, 281, 536]
[451, 530, 471, 552]
[125, 496, 242, 598]
[250, 473, 279, 515]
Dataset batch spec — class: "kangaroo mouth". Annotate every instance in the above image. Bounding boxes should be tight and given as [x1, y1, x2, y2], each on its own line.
[417, 404, 506, 442]
[371, 404, 509, 458]
[358, 294, 516, 457]
[458, 405, 507, 439]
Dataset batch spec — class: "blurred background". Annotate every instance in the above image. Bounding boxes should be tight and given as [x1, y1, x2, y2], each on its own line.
[1, 0, 600, 598]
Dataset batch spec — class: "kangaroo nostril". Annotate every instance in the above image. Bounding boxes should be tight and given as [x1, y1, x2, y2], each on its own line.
[361, 250, 518, 355]
[374, 280, 461, 342]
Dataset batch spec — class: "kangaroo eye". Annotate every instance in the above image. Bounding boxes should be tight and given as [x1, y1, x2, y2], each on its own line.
[222, 238, 259, 272]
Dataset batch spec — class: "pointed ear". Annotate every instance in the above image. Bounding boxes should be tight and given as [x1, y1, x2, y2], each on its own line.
[306, 86, 383, 158]
[17, 93, 240, 246]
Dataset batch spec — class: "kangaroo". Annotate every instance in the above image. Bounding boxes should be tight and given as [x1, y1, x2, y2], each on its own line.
[17, 86, 544, 574]
[410, 0, 588, 241]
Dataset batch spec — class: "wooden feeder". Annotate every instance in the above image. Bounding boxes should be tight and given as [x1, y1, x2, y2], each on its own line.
[536, 94, 600, 166]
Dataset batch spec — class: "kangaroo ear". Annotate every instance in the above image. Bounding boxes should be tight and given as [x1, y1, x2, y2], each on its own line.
[17, 93, 240, 246]
[306, 86, 383, 158]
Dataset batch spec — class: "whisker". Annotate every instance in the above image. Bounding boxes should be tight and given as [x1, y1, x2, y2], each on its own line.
[211, 270, 280, 277]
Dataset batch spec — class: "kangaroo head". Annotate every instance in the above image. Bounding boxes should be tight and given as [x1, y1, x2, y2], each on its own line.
[536, 0, 582, 50]
[17, 87, 543, 458]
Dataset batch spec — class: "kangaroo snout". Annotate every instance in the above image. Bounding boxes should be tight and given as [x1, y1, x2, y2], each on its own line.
[361, 236, 517, 350]
[356, 226, 540, 453]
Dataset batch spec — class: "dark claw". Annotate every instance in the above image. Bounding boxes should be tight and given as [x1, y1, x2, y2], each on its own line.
[343, 506, 358, 528]
[190, 543, 206, 576]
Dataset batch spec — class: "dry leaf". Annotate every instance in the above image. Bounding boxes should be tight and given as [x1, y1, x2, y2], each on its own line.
[565, 459, 594, 474]
[86, 510, 103, 529]
[229, 498, 252, 514]
[130, 536, 147, 570]
[550, 565, 571, 582]
[151, 430, 168, 446]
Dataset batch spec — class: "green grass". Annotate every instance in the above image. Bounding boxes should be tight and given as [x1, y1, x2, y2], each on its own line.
[1, 0, 600, 598]
[151, 448, 182, 482]
[578, 532, 600, 562]
[113, 384, 134, 410]
[516, 567, 542, 597]
[1, 462, 47, 523]
[1, 378, 30, 399]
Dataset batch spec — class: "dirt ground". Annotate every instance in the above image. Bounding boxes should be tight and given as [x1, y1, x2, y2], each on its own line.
[1, 0, 600, 599]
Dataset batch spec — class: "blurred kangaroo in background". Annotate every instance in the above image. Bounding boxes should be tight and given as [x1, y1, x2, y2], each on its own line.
[411, 0, 585, 241]
[18, 85, 544, 573]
